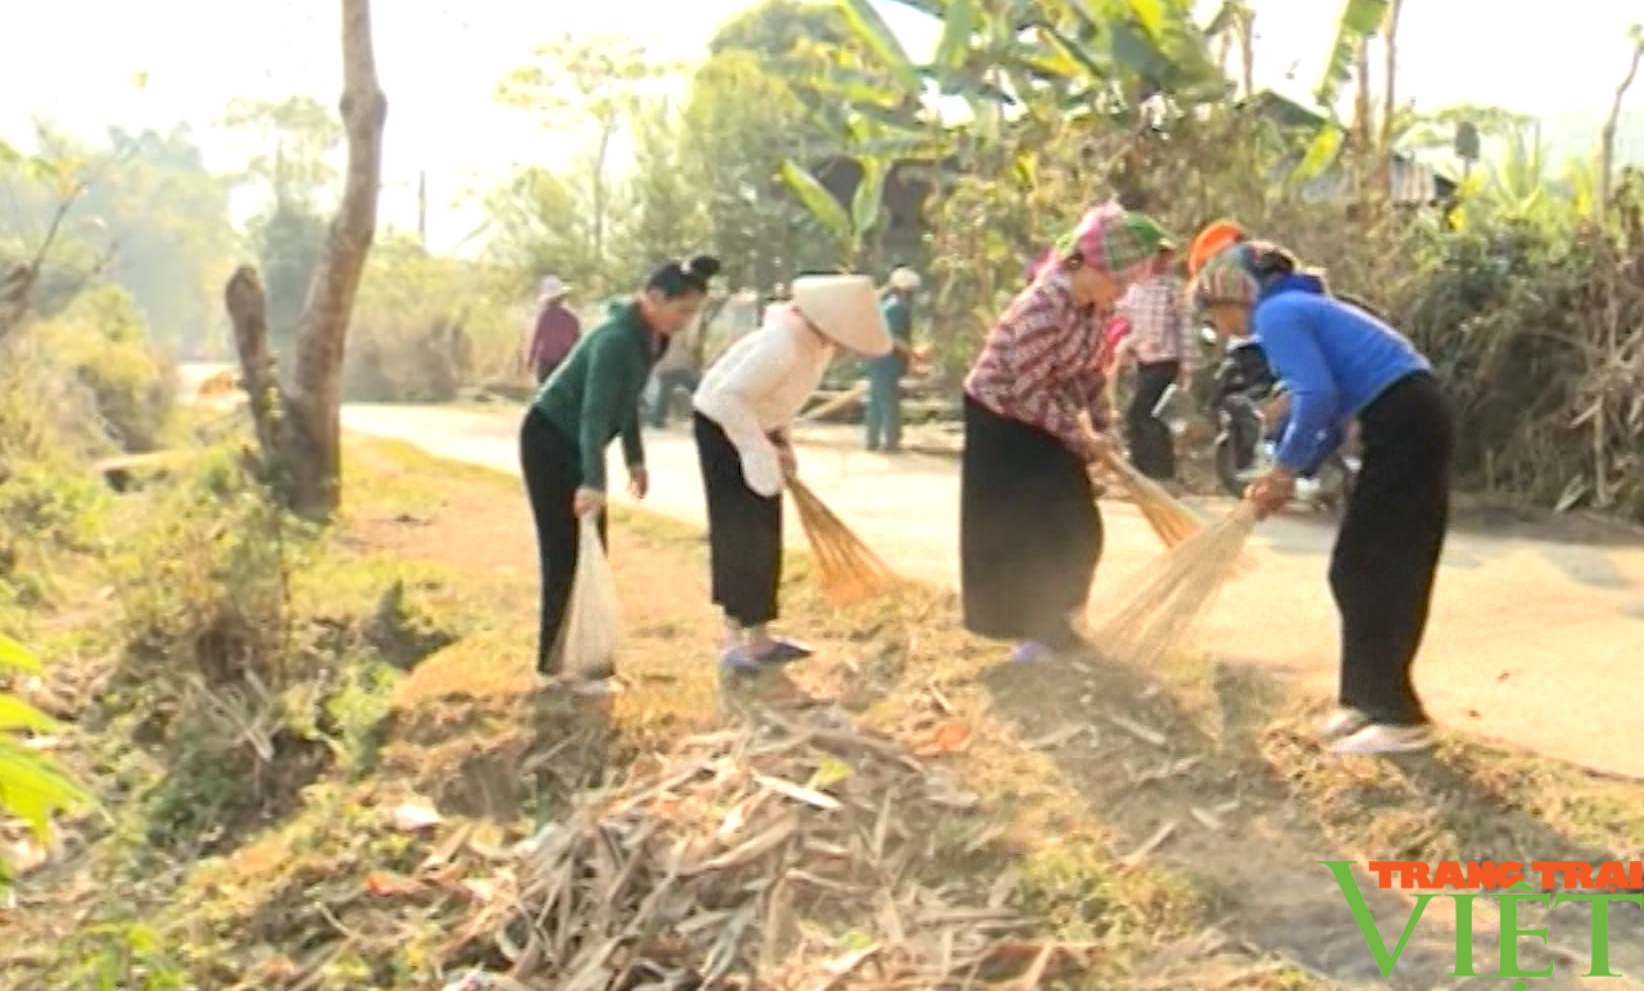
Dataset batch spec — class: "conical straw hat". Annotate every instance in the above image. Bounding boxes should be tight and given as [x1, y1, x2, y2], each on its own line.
[791, 274, 893, 357]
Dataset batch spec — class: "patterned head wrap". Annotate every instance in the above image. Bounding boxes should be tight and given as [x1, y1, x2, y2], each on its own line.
[1053, 202, 1175, 280]
[1188, 242, 1261, 311]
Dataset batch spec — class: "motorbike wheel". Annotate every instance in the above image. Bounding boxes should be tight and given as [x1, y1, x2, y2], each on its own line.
[1309, 454, 1358, 516]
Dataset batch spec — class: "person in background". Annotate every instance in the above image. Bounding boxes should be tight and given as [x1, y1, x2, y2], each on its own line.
[960, 203, 1176, 665]
[520, 255, 721, 688]
[1115, 241, 1193, 482]
[693, 274, 893, 670]
[1101, 312, 1132, 377]
[524, 275, 581, 384]
[647, 305, 705, 428]
[865, 266, 921, 452]
[1191, 234, 1452, 756]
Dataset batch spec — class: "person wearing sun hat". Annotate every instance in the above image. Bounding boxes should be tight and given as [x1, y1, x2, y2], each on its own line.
[525, 275, 581, 384]
[693, 273, 894, 672]
[865, 265, 922, 452]
[1191, 235, 1453, 757]
[960, 202, 1175, 666]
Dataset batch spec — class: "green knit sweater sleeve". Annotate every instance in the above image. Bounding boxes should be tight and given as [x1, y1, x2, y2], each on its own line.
[620, 403, 645, 470]
[576, 332, 635, 492]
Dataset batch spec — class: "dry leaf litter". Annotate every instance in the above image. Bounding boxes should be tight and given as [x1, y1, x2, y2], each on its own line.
[426, 707, 1100, 990]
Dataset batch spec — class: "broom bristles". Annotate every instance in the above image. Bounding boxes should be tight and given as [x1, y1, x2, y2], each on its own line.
[1087, 438, 1257, 574]
[1091, 502, 1258, 670]
[788, 478, 899, 607]
[1091, 443, 1204, 546]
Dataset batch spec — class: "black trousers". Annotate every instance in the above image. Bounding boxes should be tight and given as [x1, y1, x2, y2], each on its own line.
[1329, 372, 1453, 725]
[1126, 359, 1179, 481]
[693, 412, 783, 628]
[520, 408, 608, 675]
[959, 393, 1102, 649]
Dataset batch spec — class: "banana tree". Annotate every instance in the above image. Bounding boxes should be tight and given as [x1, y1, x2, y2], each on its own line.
[811, 0, 1227, 131]
[1294, 0, 1404, 197]
[0, 633, 93, 890]
[779, 152, 890, 269]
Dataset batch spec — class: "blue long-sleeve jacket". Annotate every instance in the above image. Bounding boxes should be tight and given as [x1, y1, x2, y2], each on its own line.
[1252, 274, 1430, 474]
[1267, 405, 1343, 476]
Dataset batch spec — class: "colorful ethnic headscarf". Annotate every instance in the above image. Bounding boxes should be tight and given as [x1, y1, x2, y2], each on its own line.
[1028, 202, 1175, 284]
[1188, 242, 1262, 311]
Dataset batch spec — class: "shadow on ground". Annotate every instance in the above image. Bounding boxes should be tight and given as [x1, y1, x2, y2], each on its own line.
[974, 640, 1644, 989]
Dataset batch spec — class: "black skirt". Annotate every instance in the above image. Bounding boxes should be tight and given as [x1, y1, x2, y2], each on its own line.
[959, 393, 1102, 647]
[693, 412, 784, 628]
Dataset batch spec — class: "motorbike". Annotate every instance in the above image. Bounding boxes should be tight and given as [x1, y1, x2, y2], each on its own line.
[1200, 326, 1359, 512]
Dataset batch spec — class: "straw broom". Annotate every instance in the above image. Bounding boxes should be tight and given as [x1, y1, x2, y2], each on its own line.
[797, 382, 869, 423]
[787, 477, 899, 607]
[1079, 418, 1203, 548]
[1089, 501, 1258, 671]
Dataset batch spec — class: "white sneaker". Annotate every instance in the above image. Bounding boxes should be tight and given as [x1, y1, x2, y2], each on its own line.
[1329, 723, 1433, 755]
[1315, 707, 1370, 741]
[535, 671, 623, 696]
[569, 676, 623, 696]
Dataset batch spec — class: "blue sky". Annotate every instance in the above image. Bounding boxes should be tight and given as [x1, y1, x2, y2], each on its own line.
[2, 0, 1639, 251]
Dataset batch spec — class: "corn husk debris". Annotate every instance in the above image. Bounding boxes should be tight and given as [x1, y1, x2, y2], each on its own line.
[440, 710, 1097, 990]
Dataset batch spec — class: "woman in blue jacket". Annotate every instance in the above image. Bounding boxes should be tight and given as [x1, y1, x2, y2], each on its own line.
[1191, 237, 1454, 756]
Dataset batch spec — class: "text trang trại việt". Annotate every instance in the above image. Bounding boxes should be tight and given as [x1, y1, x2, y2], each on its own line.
[1323, 860, 1644, 985]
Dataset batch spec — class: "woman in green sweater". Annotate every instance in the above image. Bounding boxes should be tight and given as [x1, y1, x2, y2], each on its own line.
[522, 255, 721, 686]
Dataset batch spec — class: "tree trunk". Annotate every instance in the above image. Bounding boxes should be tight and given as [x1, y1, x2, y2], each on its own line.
[1238, 6, 1256, 99]
[592, 115, 616, 275]
[1599, 35, 1644, 222]
[225, 0, 387, 521]
[1352, 38, 1374, 215]
[1374, 0, 1404, 203]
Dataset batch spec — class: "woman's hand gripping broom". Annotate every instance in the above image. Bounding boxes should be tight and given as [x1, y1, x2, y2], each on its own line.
[1078, 417, 1256, 577]
[1078, 417, 1203, 547]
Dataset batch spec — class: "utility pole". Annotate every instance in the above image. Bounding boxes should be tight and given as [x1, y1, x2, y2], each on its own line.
[417, 169, 428, 250]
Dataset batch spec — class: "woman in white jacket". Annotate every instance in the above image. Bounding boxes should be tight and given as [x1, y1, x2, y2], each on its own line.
[692, 274, 893, 670]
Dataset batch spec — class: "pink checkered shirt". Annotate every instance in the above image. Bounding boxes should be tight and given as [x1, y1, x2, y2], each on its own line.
[1116, 273, 1193, 367]
[963, 271, 1111, 458]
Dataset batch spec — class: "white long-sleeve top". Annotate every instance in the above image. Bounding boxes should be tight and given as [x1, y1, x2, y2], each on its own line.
[692, 304, 834, 497]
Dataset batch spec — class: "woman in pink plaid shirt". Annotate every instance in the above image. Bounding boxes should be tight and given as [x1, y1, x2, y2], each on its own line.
[961, 204, 1176, 664]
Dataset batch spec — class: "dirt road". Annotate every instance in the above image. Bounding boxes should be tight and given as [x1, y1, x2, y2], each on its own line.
[311, 395, 1644, 782]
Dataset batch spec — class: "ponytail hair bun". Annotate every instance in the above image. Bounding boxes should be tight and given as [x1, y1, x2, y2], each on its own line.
[685, 255, 722, 282]
[646, 254, 723, 299]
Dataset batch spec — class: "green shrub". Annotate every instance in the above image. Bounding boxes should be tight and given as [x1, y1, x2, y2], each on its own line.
[342, 314, 472, 402]
[33, 284, 176, 454]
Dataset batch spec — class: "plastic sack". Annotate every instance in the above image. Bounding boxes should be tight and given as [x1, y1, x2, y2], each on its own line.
[557, 516, 621, 679]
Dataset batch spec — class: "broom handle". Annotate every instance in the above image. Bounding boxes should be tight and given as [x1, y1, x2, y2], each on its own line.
[797, 382, 869, 423]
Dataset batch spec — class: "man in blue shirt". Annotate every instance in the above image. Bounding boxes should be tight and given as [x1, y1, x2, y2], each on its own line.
[865, 267, 921, 452]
